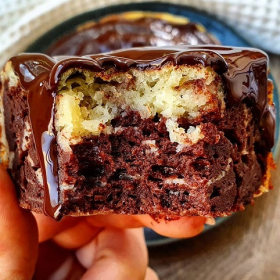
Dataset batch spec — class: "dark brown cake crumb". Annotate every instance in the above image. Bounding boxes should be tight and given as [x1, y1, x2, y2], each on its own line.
[56, 105, 265, 217]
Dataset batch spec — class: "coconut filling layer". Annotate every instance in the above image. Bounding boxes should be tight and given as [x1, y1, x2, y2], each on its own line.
[55, 63, 225, 149]
[0, 62, 19, 168]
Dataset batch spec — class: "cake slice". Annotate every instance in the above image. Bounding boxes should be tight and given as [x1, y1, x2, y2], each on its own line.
[0, 46, 275, 219]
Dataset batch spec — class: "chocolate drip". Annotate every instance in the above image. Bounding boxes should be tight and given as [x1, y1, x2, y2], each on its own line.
[9, 45, 275, 217]
[10, 54, 59, 216]
[46, 17, 218, 56]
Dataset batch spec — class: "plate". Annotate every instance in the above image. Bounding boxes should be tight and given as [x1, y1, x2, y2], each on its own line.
[26, 2, 279, 246]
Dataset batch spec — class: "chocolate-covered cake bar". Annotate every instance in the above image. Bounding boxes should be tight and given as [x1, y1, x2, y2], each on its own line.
[0, 45, 275, 219]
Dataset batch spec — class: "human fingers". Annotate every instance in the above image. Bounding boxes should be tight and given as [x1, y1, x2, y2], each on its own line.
[37, 213, 205, 247]
[53, 220, 102, 249]
[52, 215, 142, 250]
[87, 214, 206, 238]
[36, 211, 205, 247]
[76, 228, 152, 280]
[37, 213, 205, 249]
[35, 213, 103, 249]
[33, 240, 85, 280]
[0, 165, 38, 279]
[35, 229, 158, 280]
[34, 213, 82, 243]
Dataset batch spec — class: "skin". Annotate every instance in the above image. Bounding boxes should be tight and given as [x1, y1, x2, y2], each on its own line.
[0, 165, 206, 280]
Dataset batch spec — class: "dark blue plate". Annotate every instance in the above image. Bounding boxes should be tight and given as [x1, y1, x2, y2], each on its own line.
[26, 2, 279, 246]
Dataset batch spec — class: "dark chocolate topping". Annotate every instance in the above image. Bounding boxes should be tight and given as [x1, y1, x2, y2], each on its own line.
[46, 17, 218, 56]
[9, 45, 275, 217]
[10, 54, 59, 216]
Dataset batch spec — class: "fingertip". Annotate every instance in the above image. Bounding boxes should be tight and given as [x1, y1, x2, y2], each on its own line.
[139, 215, 206, 238]
[145, 267, 159, 280]
[183, 216, 206, 232]
[170, 216, 207, 238]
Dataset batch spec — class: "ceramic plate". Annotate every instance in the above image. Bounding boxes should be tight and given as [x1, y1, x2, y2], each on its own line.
[26, 2, 279, 246]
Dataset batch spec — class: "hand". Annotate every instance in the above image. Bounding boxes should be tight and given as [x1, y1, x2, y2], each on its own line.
[0, 165, 206, 280]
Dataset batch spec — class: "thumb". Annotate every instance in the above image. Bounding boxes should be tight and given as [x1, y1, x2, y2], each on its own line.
[0, 165, 38, 280]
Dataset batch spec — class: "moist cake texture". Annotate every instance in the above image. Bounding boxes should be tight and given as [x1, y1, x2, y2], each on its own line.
[0, 45, 275, 219]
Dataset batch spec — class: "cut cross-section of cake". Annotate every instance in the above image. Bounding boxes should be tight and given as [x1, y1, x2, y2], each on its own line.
[0, 45, 276, 219]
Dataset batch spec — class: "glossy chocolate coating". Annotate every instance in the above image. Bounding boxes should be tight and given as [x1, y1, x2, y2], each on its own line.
[9, 45, 275, 217]
[46, 17, 218, 56]
[10, 54, 59, 215]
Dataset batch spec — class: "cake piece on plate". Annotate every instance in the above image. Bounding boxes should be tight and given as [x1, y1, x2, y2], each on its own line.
[46, 11, 219, 56]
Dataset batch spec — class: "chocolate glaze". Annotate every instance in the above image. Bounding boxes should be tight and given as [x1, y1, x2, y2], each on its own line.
[9, 45, 275, 217]
[46, 17, 218, 56]
[10, 54, 59, 216]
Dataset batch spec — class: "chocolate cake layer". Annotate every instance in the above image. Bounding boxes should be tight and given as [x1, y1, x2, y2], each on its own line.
[0, 45, 275, 219]
[46, 12, 219, 56]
